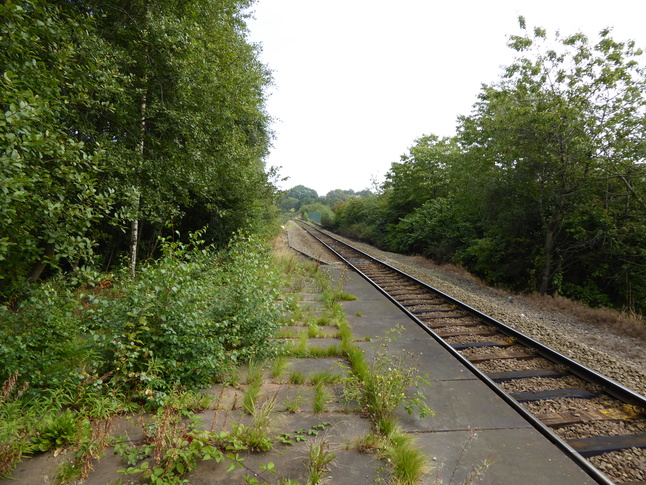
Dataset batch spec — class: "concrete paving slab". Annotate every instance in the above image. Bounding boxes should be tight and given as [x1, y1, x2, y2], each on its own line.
[324, 263, 601, 484]
[416, 428, 597, 484]
[397, 378, 532, 431]
[355, 336, 477, 382]
[279, 325, 340, 338]
[279, 357, 346, 379]
[187, 413, 375, 484]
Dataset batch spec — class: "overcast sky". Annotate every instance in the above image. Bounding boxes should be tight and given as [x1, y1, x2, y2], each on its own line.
[247, 1, 646, 197]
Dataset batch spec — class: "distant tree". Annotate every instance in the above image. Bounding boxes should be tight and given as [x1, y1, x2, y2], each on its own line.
[287, 185, 319, 203]
[299, 202, 333, 224]
[382, 135, 457, 222]
[325, 189, 356, 208]
[355, 189, 375, 198]
[278, 197, 301, 212]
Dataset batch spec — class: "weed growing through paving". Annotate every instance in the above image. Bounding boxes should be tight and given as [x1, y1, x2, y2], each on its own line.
[341, 325, 433, 425]
[384, 426, 429, 485]
[312, 383, 328, 413]
[309, 370, 341, 385]
[288, 371, 306, 385]
[243, 384, 261, 415]
[308, 322, 322, 338]
[305, 438, 336, 485]
[282, 391, 305, 413]
[272, 356, 290, 381]
[298, 331, 308, 353]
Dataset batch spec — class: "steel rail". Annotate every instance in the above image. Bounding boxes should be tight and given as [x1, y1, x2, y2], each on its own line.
[297, 221, 646, 485]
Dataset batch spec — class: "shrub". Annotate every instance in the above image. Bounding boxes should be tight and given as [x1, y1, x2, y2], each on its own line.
[85, 232, 284, 398]
[0, 281, 91, 394]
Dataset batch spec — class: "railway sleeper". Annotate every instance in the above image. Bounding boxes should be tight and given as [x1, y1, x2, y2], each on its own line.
[435, 328, 498, 338]
[566, 433, 646, 457]
[423, 319, 481, 329]
[465, 350, 536, 362]
[537, 409, 643, 428]
[451, 340, 515, 350]
[410, 308, 458, 314]
[418, 312, 469, 320]
[487, 368, 568, 381]
[379, 287, 427, 295]
[510, 388, 598, 402]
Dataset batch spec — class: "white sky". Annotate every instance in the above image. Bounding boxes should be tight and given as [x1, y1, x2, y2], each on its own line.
[247, 1, 646, 197]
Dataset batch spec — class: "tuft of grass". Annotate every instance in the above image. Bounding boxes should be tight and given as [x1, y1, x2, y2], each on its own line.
[309, 371, 341, 385]
[243, 384, 261, 415]
[305, 439, 335, 485]
[272, 356, 290, 381]
[307, 344, 342, 358]
[282, 392, 305, 413]
[355, 431, 384, 454]
[385, 432, 428, 485]
[308, 323, 322, 338]
[277, 327, 298, 338]
[312, 383, 328, 413]
[288, 371, 306, 385]
[298, 331, 309, 353]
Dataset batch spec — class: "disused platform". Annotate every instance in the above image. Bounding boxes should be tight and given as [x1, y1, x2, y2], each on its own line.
[322, 261, 599, 484]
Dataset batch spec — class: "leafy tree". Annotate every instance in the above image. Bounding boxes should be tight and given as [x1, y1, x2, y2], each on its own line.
[286, 185, 319, 204]
[0, 1, 121, 295]
[382, 135, 456, 222]
[330, 195, 389, 247]
[77, 0, 275, 274]
[457, 18, 646, 300]
[324, 189, 356, 208]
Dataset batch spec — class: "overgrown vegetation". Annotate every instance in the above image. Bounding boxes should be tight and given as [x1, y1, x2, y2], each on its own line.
[0, 0, 279, 301]
[0, 233, 284, 478]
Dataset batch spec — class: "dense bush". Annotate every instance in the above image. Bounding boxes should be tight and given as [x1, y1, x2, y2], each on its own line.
[0, 234, 284, 401]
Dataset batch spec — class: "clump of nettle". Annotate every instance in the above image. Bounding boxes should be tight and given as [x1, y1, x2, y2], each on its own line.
[0, 232, 286, 479]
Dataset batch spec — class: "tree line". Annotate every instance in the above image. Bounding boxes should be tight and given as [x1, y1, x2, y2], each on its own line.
[1, 0, 278, 300]
[328, 19, 646, 313]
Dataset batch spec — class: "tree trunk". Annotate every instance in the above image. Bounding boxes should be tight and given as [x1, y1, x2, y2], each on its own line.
[129, 217, 140, 279]
[539, 222, 556, 295]
[28, 243, 55, 283]
[129, 92, 147, 278]
[539, 197, 564, 295]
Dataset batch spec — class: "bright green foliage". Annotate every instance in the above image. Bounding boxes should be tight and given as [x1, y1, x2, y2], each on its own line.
[0, 282, 94, 392]
[31, 409, 90, 453]
[0, 1, 120, 293]
[456, 20, 646, 302]
[382, 135, 456, 220]
[0, 0, 278, 299]
[0, 233, 284, 402]
[84, 234, 283, 398]
[328, 195, 389, 247]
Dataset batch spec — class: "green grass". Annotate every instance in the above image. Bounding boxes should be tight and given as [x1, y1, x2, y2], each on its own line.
[312, 383, 329, 413]
[271, 356, 290, 380]
[309, 370, 341, 385]
[288, 371, 306, 385]
[385, 432, 428, 485]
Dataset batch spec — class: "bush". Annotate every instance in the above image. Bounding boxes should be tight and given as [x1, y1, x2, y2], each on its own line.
[85, 233, 284, 398]
[1, 231, 285, 404]
[0, 281, 91, 394]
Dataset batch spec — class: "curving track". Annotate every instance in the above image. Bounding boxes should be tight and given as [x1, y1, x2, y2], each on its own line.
[298, 222, 646, 485]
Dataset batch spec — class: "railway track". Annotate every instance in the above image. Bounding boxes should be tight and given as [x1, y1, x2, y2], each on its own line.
[297, 222, 646, 485]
